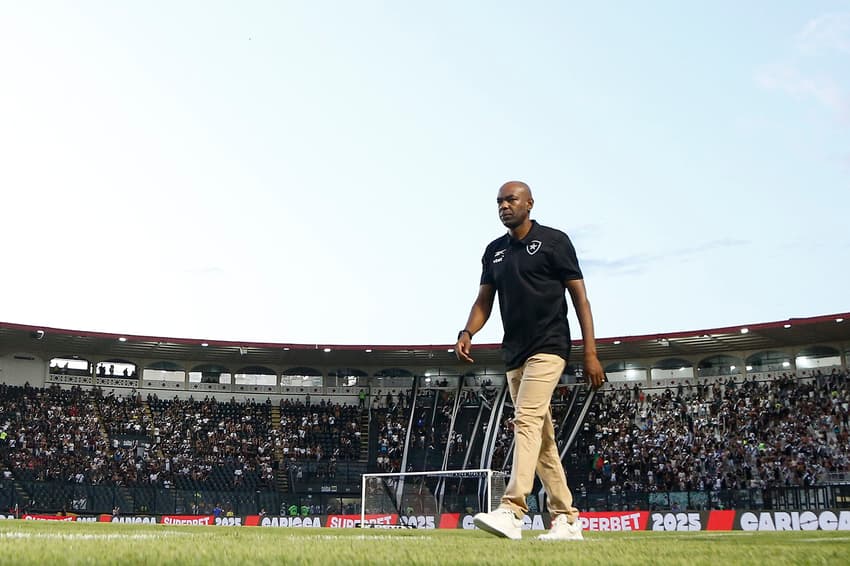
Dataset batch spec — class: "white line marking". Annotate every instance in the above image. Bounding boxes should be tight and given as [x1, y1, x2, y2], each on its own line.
[0, 532, 190, 541]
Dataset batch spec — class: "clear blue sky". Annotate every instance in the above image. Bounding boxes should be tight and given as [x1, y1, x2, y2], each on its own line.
[1, 2, 848, 346]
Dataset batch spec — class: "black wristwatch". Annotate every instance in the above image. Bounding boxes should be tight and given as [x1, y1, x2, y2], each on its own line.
[457, 329, 473, 340]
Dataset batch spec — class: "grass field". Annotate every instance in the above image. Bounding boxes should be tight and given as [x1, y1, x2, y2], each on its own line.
[1, 521, 848, 565]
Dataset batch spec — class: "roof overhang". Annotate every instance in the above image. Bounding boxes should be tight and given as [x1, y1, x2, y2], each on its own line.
[1, 313, 848, 373]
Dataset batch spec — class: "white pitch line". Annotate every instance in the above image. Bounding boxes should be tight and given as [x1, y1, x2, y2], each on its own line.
[0, 532, 190, 541]
[616, 532, 759, 539]
[313, 534, 432, 541]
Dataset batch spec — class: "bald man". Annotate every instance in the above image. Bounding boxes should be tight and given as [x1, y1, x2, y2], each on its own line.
[456, 180, 604, 541]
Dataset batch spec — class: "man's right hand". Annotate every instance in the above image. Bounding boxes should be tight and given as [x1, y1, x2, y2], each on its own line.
[456, 335, 474, 363]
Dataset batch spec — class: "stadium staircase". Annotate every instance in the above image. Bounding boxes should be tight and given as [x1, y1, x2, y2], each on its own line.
[269, 404, 289, 493]
[12, 480, 29, 509]
[359, 411, 370, 462]
[115, 486, 134, 513]
[142, 400, 165, 460]
[91, 402, 124, 490]
[1, 462, 30, 510]
[365, 410, 378, 470]
[92, 403, 112, 454]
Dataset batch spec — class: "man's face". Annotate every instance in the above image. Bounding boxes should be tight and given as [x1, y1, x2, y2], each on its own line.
[497, 184, 532, 229]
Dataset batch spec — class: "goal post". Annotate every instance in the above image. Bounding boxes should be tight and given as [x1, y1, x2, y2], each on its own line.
[360, 468, 507, 528]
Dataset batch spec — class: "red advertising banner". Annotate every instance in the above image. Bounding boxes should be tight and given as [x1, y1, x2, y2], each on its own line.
[646, 511, 705, 531]
[439, 513, 460, 529]
[458, 512, 647, 532]
[14, 509, 850, 532]
[398, 515, 438, 529]
[581, 511, 649, 531]
[100, 515, 157, 524]
[706, 510, 736, 531]
[735, 510, 850, 531]
[160, 515, 214, 526]
[22, 514, 76, 521]
[457, 513, 549, 531]
[246, 516, 323, 528]
[326, 514, 398, 528]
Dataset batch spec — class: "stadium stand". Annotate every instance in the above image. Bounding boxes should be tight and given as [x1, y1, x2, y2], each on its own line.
[0, 384, 108, 485]
[278, 398, 366, 494]
[3, 370, 850, 514]
[146, 395, 276, 491]
[0, 384, 370, 513]
[478, 370, 850, 510]
[574, 370, 850, 495]
[1, 314, 849, 515]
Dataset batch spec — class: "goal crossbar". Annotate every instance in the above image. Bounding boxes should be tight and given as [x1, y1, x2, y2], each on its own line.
[360, 468, 506, 528]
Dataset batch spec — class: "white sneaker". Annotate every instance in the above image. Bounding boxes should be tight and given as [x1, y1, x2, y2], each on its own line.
[538, 514, 583, 541]
[473, 508, 522, 540]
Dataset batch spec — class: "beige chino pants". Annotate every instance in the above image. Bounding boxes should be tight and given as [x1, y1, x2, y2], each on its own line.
[500, 353, 579, 523]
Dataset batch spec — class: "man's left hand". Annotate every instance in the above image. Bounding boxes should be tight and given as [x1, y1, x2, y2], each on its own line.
[584, 355, 605, 389]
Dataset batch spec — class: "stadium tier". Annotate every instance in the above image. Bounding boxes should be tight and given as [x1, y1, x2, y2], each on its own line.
[0, 315, 849, 518]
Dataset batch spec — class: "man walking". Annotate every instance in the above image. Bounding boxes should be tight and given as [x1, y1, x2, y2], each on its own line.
[455, 181, 604, 541]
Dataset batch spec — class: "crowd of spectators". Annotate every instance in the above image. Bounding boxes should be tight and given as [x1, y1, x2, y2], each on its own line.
[0, 384, 109, 484]
[579, 370, 850, 494]
[278, 399, 366, 492]
[490, 385, 573, 470]
[489, 408, 514, 471]
[6, 369, 850, 502]
[278, 398, 362, 463]
[483, 371, 850, 497]
[370, 385, 468, 473]
[94, 390, 160, 486]
[98, 389, 150, 440]
[407, 387, 461, 471]
[1, 384, 371, 494]
[0, 386, 279, 490]
[368, 381, 502, 474]
[147, 395, 277, 490]
[370, 389, 411, 411]
[374, 393, 409, 473]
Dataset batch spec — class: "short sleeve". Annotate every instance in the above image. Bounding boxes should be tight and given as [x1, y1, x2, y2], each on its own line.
[553, 233, 583, 281]
[480, 246, 494, 285]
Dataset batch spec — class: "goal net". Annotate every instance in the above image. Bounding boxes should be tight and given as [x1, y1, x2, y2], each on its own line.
[360, 469, 507, 528]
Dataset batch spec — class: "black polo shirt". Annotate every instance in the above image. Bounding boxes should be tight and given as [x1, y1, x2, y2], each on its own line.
[480, 220, 583, 370]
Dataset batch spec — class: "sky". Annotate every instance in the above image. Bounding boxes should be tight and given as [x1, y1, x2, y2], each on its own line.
[1, 2, 848, 347]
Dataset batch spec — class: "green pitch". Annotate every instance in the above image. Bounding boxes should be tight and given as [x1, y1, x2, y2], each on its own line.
[1, 521, 847, 565]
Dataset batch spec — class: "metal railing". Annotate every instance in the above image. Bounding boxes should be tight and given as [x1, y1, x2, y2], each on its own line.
[571, 485, 850, 512]
[4, 479, 848, 516]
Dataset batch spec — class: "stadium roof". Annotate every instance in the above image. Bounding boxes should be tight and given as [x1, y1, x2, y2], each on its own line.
[1, 313, 849, 372]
